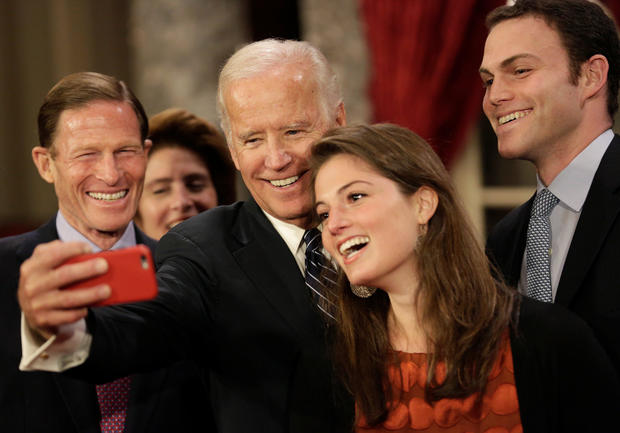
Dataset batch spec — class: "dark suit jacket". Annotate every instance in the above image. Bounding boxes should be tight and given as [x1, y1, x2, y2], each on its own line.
[0, 218, 213, 432]
[512, 297, 620, 433]
[74, 198, 353, 433]
[487, 135, 620, 375]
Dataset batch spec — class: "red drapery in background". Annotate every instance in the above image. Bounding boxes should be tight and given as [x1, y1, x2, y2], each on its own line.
[360, 0, 504, 167]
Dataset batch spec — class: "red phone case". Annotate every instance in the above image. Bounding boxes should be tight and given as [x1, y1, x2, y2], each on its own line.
[62, 245, 158, 307]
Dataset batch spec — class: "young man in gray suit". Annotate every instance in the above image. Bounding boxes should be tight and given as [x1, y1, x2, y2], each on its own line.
[481, 0, 620, 375]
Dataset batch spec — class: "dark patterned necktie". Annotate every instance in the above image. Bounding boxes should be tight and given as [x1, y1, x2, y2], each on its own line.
[96, 376, 131, 433]
[303, 228, 338, 320]
[525, 188, 559, 303]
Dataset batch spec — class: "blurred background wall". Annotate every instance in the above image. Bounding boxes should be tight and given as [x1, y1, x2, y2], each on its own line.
[1, 0, 619, 239]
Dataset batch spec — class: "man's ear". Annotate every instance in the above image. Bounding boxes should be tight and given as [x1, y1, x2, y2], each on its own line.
[31, 146, 55, 184]
[227, 143, 241, 171]
[335, 102, 346, 127]
[581, 54, 609, 103]
[413, 186, 438, 224]
[143, 138, 152, 157]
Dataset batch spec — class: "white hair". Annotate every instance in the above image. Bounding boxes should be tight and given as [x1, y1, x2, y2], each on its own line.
[217, 39, 343, 141]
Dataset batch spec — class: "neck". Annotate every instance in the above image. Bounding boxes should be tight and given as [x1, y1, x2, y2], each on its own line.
[535, 121, 611, 186]
[385, 277, 427, 353]
[283, 214, 315, 230]
[87, 229, 125, 250]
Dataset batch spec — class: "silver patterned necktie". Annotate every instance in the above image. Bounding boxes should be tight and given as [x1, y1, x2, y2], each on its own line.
[303, 228, 338, 320]
[525, 188, 559, 302]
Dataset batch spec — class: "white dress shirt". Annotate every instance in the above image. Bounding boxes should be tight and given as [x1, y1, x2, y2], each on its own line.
[518, 129, 613, 300]
[263, 211, 307, 275]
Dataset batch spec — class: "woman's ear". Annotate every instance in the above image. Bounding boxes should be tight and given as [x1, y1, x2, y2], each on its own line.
[413, 186, 438, 224]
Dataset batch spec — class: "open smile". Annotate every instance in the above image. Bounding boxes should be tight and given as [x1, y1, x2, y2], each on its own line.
[87, 190, 128, 201]
[498, 109, 531, 125]
[338, 236, 369, 259]
[268, 170, 308, 188]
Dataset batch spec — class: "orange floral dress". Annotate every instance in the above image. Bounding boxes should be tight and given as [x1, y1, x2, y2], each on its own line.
[356, 340, 522, 433]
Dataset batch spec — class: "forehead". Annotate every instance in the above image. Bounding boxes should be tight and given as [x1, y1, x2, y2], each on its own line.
[224, 64, 323, 132]
[316, 154, 377, 193]
[482, 16, 567, 69]
[148, 146, 208, 172]
[54, 100, 141, 152]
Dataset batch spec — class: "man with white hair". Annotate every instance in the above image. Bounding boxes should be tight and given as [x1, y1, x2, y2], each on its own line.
[18, 39, 351, 433]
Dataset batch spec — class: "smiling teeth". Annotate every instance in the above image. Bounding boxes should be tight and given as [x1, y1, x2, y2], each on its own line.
[498, 110, 530, 125]
[87, 190, 127, 201]
[339, 236, 369, 257]
[270, 176, 299, 187]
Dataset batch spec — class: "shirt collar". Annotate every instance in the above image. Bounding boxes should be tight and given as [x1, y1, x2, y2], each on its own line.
[55, 210, 137, 252]
[262, 210, 306, 256]
[543, 129, 613, 212]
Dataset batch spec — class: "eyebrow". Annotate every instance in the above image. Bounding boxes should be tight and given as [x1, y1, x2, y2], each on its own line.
[237, 130, 259, 141]
[279, 121, 311, 131]
[479, 53, 540, 75]
[237, 121, 314, 141]
[314, 180, 372, 209]
[145, 178, 172, 188]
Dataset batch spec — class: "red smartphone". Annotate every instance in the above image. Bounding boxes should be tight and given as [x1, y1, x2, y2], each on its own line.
[62, 245, 158, 307]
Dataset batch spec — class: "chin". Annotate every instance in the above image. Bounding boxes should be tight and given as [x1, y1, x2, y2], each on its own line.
[92, 218, 131, 234]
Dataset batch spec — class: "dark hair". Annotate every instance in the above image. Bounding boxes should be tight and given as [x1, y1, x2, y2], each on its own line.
[148, 108, 236, 205]
[310, 124, 518, 425]
[487, 0, 620, 119]
[38, 72, 148, 156]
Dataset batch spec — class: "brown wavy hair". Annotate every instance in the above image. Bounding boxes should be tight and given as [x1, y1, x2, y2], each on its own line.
[148, 108, 236, 205]
[309, 124, 518, 425]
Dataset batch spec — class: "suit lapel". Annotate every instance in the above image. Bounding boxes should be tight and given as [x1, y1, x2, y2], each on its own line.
[124, 370, 168, 432]
[556, 137, 620, 306]
[505, 200, 532, 287]
[15, 217, 58, 262]
[489, 196, 532, 288]
[232, 200, 318, 338]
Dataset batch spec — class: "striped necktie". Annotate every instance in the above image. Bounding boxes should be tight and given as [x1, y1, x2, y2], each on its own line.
[303, 228, 338, 320]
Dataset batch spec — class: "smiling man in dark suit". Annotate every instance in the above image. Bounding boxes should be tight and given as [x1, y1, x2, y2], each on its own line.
[17, 40, 352, 433]
[0, 72, 211, 432]
[481, 0, 620, 375]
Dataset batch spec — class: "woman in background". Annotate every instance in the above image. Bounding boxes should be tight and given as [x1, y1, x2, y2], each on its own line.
[311, 124, 619, 432]
[136, 108, 236, 239]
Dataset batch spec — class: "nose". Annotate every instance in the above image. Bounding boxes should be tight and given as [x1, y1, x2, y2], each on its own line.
[96, 154, 121, 185]
[264, 138, 292, 170]
[485, 76, 513, 107]
[325, 206, 350, 235]
[170, 185, 194, 213]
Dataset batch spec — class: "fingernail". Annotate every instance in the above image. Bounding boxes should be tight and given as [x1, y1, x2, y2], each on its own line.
[95, 258, 108, 272]
[100, 285, 111, 297]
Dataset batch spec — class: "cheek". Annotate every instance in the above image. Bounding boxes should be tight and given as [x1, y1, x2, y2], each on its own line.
[234, 150, 259, 174]
[124, 156, 148, 181]
[194, 188, 218, 210]
[140, 197, 167, 223]
[322, 233, 339, 262]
